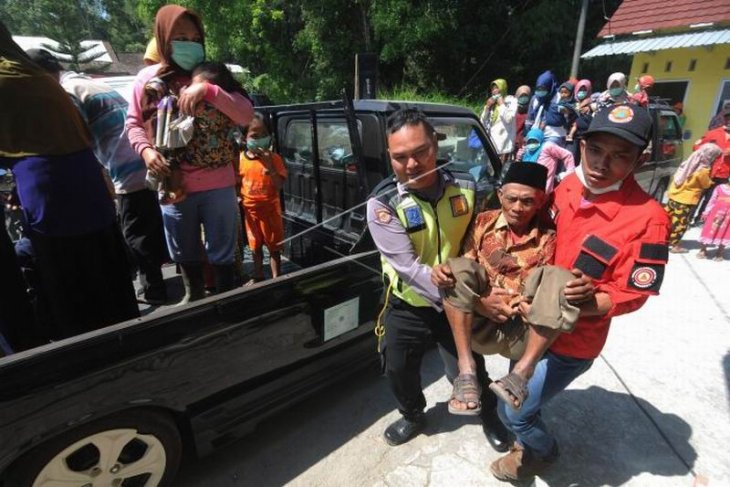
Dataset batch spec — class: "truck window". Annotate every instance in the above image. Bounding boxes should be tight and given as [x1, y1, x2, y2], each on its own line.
[281, 119, 357, 170]
[658, 113, 681, 141]
[431, 118, 494, 180]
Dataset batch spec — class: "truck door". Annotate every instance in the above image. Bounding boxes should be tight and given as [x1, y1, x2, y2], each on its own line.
[277, 112, 367, 266]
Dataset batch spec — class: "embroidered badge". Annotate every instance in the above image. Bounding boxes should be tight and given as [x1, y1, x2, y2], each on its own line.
[375, 208, 392, 224]
[608, 105, 634, 124]
[404, 206, 425, 231]
[450, 195, 469, 217]
[630, 266, 657, 289]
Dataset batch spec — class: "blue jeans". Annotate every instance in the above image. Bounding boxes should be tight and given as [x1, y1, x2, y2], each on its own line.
[498, 351, 593, 458]
[161, 186, 238, 265]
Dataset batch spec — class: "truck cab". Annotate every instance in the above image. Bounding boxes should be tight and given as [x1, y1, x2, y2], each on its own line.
[258, 98, 502, 268]
[633, 101, 684, 202]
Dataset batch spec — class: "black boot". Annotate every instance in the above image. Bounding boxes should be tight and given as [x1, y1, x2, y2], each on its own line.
[213, 264, 236, 294]
[179, 262, 205, 305]
[383, 413, 426, 446]
[481, 388, 511, 452]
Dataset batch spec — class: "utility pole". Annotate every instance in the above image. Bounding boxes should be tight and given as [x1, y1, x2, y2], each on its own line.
[570, 0, 590, 79]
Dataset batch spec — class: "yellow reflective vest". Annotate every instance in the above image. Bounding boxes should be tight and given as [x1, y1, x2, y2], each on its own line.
[376, 172, 475, 307]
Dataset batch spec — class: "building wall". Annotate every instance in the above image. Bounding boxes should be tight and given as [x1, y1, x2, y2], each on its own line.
[629, 44, 730, 153]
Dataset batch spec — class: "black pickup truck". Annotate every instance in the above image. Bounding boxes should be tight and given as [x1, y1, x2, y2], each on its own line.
[0, 99, 500, 487]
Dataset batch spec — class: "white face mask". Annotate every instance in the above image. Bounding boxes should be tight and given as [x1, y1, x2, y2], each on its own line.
[575, 164, 623, 195]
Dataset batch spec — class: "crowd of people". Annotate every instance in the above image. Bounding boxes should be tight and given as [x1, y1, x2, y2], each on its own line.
[1, 3, 728, 482]
[367, 65, 726, 482]
[0, 4, 287, 354]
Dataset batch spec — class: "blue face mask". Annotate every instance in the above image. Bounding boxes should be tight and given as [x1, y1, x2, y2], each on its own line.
[609, 87, 624, 98]
[576, 91, 587, 101]
[535, 89, 548, 99]
[525, 142, 540, 152]
[171, 41, 205, 71]
[247, 135, 271, 151]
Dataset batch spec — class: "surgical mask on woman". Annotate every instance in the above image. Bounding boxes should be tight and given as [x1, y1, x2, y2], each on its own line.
[535, 89, 548, 99]
[525, 142, 540, 152]
[518, 95, 530, 105]
[576, 90, 587, 101]
[609, 87, 624, 98]
[171, 41, 204, 70]
[247, 135, 271, 151]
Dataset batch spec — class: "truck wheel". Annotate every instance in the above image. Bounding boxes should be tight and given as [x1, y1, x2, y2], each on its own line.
[4, 409, 182, 487]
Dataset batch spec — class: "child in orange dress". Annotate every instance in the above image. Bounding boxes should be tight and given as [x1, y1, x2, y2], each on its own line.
[239, 114, 287, 283]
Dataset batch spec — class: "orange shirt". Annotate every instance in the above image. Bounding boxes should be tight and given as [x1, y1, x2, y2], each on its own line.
[239, 151, 287, 206]
[549, 173, 670, 359]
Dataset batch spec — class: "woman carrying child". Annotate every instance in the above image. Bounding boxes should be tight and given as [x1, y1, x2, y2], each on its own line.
[126, 4, 254, 303]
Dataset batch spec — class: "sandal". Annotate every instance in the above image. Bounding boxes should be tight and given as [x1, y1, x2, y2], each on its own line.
[489, 372, 529, 411]
[713, 254, 724, 262]
[244, 276, 264, 286]
[669, 246, 688, 254]
[696, 251, 707, 260]
[448, 373, 482, 416]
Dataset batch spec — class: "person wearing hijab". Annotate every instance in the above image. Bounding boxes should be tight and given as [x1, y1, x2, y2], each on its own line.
[592, 72, 631, 113]
[0, 21, 139, 342]
[526, 70, 557, 134]
[126, 5, 254, 304]
[513, 85, 532, 157]
[144, 37, 161, 66]
[480, 78, 518, 160]
[516, 128, 575, 194]
[665, 143, 723, 252]
[708, 99, 730, 130]
[567, 79, 593, 163]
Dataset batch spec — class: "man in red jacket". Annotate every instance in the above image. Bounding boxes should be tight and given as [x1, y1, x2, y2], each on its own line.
[490, 104, 671, 483]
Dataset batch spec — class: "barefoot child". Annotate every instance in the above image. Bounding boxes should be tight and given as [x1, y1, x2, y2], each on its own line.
[239, 113, 287, 283]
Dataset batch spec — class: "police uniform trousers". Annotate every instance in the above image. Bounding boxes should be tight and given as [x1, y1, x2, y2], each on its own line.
[383, 295, 491, 420]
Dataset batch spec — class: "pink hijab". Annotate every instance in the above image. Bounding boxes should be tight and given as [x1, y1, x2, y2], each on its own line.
[673, 143, 722, 186]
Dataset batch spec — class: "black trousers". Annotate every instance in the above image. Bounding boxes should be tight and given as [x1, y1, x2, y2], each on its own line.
[0, 206, 38, 352]
[117, 189, 167, 292]
[29, 224, 140, 340]
[383, 296, 491, 419]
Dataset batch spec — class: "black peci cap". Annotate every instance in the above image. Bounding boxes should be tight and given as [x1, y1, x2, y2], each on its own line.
[583, 104, 653, 148]
[26, 48, 63, 73]
[502, 162, 548, 192]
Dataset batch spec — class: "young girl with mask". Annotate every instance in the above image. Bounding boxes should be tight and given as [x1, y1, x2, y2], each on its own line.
[239, 114, 287, 284]
[567, 79, 593, 164]
[516, 128, 575, 194]
[126, 4, 254, 304]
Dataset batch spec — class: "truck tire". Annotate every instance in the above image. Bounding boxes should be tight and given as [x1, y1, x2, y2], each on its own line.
[4, 409, 182, 487]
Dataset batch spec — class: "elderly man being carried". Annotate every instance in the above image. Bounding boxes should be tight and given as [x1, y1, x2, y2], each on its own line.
[432, 162, 588, 414]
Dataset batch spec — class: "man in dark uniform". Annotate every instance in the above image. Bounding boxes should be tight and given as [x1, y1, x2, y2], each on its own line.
[490, 104, 671, 482]
[366, 108, 509, 450]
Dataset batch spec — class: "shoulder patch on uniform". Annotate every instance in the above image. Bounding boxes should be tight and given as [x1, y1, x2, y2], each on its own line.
[450, 194, 469, 217]
[403, 206, 426, 233]
[375, 208, 392, 224]
[628, 263, 664, 292]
